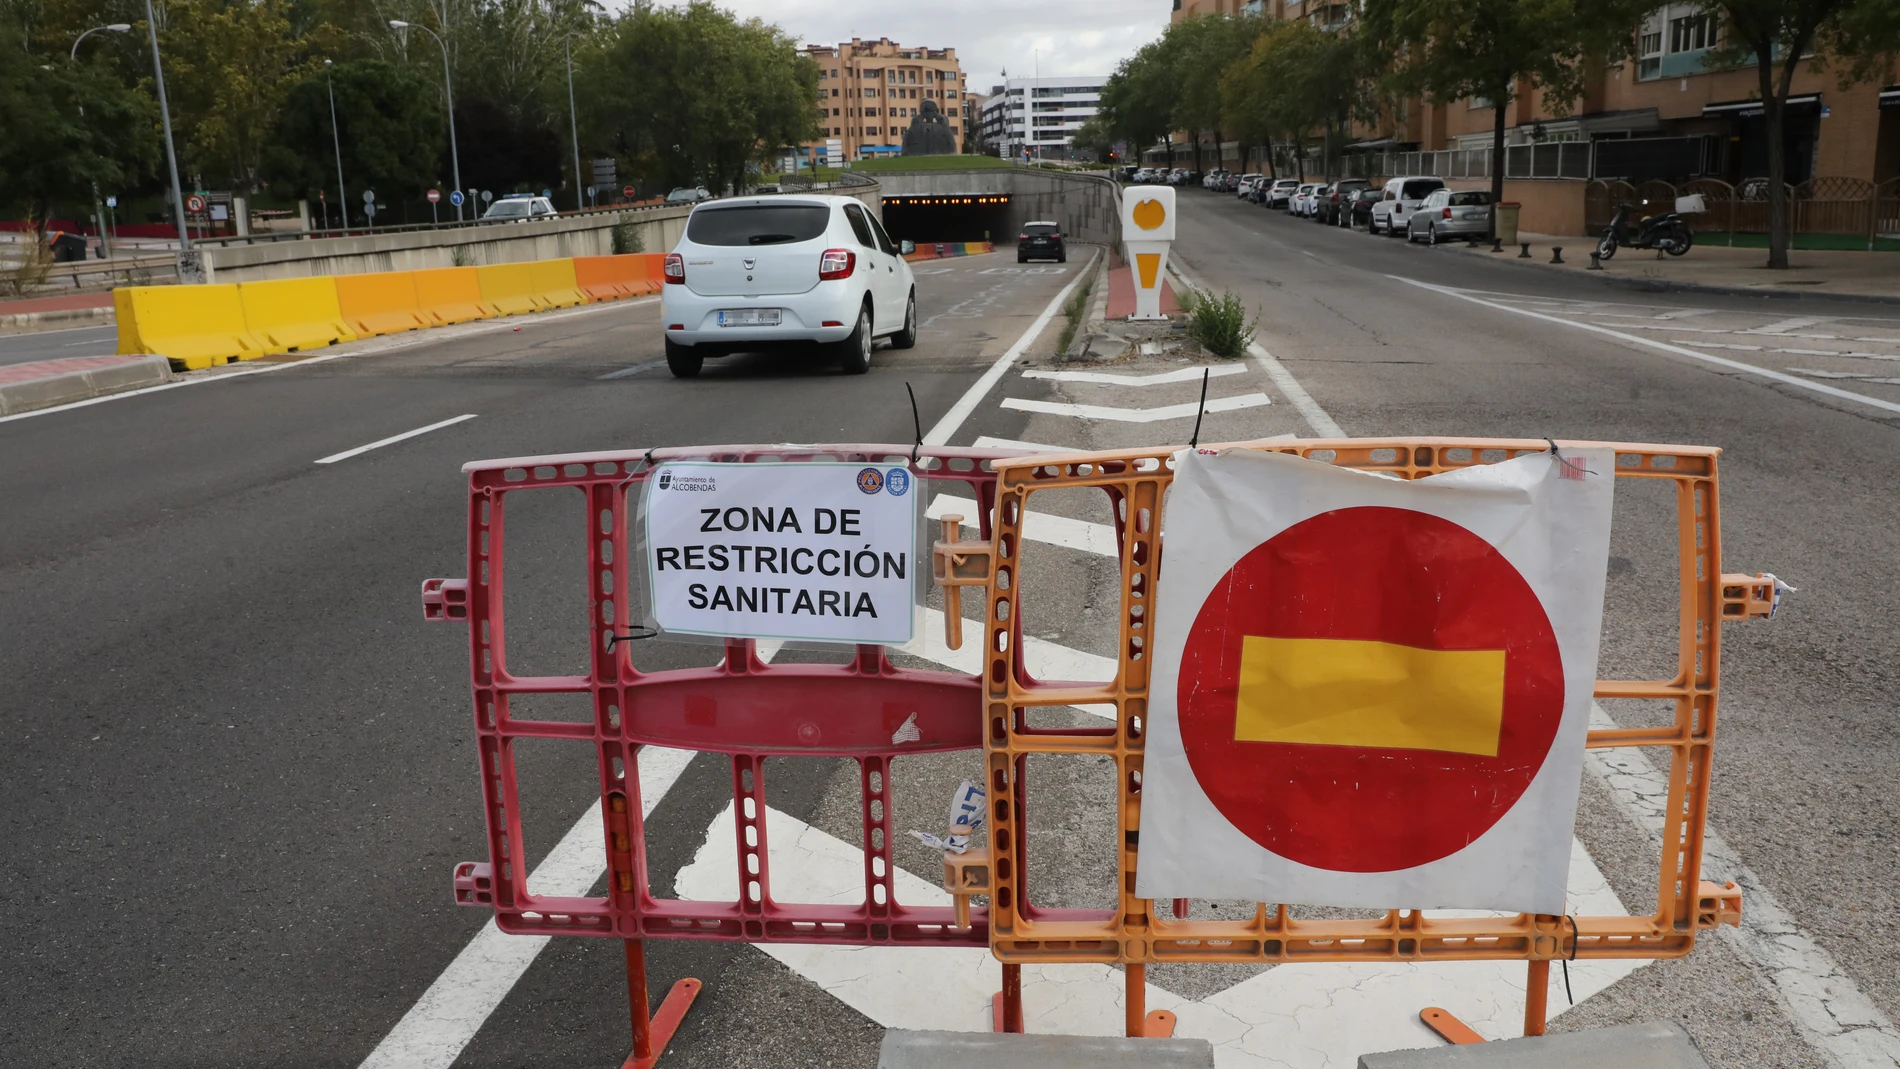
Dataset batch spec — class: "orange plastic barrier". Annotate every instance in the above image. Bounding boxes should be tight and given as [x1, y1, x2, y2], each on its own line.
[336, 271, 428, 336]
[476, 262, 543, 316]
[412, 267, 493, 325]
[572, 255, 636, 301]
[529, 258, 587, 309]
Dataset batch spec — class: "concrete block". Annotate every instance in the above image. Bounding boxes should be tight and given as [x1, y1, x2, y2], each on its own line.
[83, 354, 172, 393]
[877, 1028, 1215, 1069]
[0, 355, 170, 416]
[1357, 1021, 1708, 1069]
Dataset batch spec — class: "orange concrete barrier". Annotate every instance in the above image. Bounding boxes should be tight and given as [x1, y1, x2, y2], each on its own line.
[413, 267, 493, 325]
[573, 255, 644, 300]
[529, 258, 587, 309]
[336, 271, 428, 336]
[476, 262, 543, 316]
[637, 253, 667, 295]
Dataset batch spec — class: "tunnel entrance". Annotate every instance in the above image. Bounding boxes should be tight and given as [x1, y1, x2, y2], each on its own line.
[880, 194, 1013, 245]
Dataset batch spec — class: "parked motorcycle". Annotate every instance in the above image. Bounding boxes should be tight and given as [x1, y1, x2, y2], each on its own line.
[1597, 201, 1693, 260]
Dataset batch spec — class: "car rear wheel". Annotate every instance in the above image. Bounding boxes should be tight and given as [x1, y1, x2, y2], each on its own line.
[889, 291, 917, 350]
[664, 338, 702, 378]
[1057, 250, 1067, 262]
[836, 303, 873, 375]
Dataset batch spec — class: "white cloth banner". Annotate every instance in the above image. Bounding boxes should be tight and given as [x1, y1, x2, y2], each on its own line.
[1135, 446, 1614, 914]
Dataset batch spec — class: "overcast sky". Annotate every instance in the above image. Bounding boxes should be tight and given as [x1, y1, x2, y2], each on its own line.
[660, 0, 1168, 93]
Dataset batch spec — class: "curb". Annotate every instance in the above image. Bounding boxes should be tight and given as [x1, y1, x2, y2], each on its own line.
[0, 306, 116, 335]
[0, 354, 170, 416]
[1061, 246, 1113, 361]
[1448, 241, 1900, 307]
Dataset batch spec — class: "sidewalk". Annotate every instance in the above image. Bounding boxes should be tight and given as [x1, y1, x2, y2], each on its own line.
[1448, 231, 1900, 303]
[0, 353, 170, 416]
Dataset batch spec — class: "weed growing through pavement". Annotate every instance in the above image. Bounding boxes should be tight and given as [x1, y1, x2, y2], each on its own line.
[1181, 288, 1256, 358]
[611, 213, 645, 255]
[1057, 275, 1094, 356]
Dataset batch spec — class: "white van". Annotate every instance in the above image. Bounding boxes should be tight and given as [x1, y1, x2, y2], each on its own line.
[1370, 176, 1447, 237]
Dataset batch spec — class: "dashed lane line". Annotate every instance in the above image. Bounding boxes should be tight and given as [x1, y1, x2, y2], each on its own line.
[313, 414, 477, 465]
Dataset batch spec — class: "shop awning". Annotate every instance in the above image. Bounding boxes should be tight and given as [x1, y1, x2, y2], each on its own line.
[1881, 85, 1900, 108]
[1702, 94, 1820, 117]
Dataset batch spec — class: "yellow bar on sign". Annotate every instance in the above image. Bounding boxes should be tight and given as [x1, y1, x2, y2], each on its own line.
[1233, 637, 1506, 756]
[1136, 253, 1160, 289]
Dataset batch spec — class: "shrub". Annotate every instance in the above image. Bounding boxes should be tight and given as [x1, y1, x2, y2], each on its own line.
[1182, 288, 1256, 358]
[611, 213, 645, 255]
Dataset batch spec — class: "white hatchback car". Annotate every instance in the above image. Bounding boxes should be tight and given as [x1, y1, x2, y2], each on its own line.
[662, 195, 917, 377]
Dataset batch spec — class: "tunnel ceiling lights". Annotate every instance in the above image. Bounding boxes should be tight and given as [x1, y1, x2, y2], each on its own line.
[888, 195, 1010, 205]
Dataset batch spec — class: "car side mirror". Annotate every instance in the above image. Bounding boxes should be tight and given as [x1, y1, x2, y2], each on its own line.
[900, 240, 915, 255]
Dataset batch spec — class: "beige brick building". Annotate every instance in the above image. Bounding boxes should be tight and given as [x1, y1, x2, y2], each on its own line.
[802, 38, 971, 166]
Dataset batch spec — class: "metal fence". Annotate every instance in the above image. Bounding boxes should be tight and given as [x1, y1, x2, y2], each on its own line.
[1335, 137, 1703, 183]
[1585, 176, 1900, 248]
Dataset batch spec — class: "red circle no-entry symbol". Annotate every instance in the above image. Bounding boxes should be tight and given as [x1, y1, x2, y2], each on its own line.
[1177, 506, 1565, 873]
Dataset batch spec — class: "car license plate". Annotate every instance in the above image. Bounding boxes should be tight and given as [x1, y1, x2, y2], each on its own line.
[717, 309, 781, 327]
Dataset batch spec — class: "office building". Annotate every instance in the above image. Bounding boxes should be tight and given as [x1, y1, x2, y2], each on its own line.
[979, 76, 1109, 161]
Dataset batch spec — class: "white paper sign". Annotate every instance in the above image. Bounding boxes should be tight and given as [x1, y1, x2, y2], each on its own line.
[1134, 446, 1615, 914]
[644, 461, 918, 645]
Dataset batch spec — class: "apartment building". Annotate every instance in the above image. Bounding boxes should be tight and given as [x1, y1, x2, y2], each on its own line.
[979, 76, 1110, 160]
[801, 38, 969, 164]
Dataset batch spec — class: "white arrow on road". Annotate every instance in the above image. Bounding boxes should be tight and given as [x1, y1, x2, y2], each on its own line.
[1001, 392, 1271, 423]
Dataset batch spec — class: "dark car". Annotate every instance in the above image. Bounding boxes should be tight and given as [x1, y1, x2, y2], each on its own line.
[1017, 220, 1066, 263]
[1348, 187, 1383, 228]
[1321, 179, 1371, 225]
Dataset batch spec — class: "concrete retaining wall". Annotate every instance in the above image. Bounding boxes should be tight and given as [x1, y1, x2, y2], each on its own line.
[198, 181, 882, 283]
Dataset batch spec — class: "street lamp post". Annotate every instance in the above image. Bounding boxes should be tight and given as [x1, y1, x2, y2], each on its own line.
[565, 34, 584, 214]
[391, 21, 464, 222]
[141, 0, 192, 264]
[324, 60, 349, 234]
[72, 24, 131, 257]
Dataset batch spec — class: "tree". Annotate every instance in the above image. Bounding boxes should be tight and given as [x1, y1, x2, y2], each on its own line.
[0, 21, 158, 230]
[1222, 18, 1374, 181]
[1364, 0, 1648, 231]
[1700, 0, 1899, 268]
[264, 60, 443, 221]
[1098, 37, 1183, 167]
[1171, 13, 1264, 171]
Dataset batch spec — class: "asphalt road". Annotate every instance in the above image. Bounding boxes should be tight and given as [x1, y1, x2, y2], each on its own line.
[0, 323, 120, 367]
[4, 197, 1897, 1069]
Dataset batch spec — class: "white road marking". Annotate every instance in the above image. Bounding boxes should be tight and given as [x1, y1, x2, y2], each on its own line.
[1746, 316, 1832, 334]
[927, 493, 1118, 558]
[674, 802, 1638, 1068]
[1021, 364, 1247, 387]
[1001, 391, 1271, 423]
[1395, 280, 1900, 418]
[1248, 344, 1343, 437]
[922, 249, 1098, 446]
[1789, 369, 1900, 385]
[597, 359, 663, 380]
[972, 435, 1070, 452]
[314, 414, 478, 465]
[355, 745, 697, 1069]
[1585, 705, 1900, 1067]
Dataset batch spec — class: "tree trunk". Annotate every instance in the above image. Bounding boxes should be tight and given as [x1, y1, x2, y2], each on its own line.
[1758, 42, 1788, 269]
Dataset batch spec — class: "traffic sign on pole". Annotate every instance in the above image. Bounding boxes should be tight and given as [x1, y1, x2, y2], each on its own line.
[427, 189, 441, 203]
[105, 195, 118, 209]
[1135, 447, 1615, 913]
[623, 184, 635, 198]
[449, 190, 464, 207]
[362, 189, 375, 204]
[185, 193, 206, 213]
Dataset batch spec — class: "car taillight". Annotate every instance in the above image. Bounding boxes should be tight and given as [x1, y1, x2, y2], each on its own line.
[1443, 207, 1454, 219]
[663, 253, 684, 284]
[1019, 233, 1031, 241]
[819, 248, 855, 281]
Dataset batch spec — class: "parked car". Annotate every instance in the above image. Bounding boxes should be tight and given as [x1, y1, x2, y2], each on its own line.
[1320, 179, 1371, 225]
[1018, 220, 1067, 263]
[664, 186, 713, 205]
[1347, 187, 1384, 228]
[1407, 189, 1496, 244]
[1307, 184, 1335, 219]
[1235, 174, 1262, 199]
[480, 193, 557, 222]
[1289, 183, 1318, 215]
[660, 194, 917, 378]
[1263, 178, 1299, 208]
[1369, 175, 1446, 236]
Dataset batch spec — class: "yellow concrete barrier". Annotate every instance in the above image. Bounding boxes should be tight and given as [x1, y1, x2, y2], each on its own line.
[114, 284, 266, 370]
[336, 271, 428, 336]
[530, 258, 587, 309]
[476, 262, 543, 316]
[412, 267, 493, 325]
[238, 277, 357, 354]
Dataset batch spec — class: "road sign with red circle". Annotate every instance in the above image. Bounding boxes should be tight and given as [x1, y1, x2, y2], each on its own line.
[623, 184, 635, 198]
[427, 189, 441, 203]
[1175, 506, 1563, 873]
[1135, 447, 1615, 914]
[185, 194, 206, 213]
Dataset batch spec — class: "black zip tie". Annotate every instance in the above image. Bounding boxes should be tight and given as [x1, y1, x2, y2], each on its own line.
[1547, 437, 1599, 478]
[906, 382, 923, 465]
[1188, 367, 1211, 449]
[607, 626, 659, 649]
[1562, 914, 1579, 1006]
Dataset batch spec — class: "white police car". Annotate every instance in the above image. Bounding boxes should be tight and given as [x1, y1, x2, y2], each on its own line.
[661, 194, 917, 378]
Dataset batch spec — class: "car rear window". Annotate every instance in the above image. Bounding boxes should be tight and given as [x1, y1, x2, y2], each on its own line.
[686, 205, 829, 246]
[1448, 191, 1493, 206]
[1403, 180, 1445, 199]
[1024, 224, 1059, 236]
